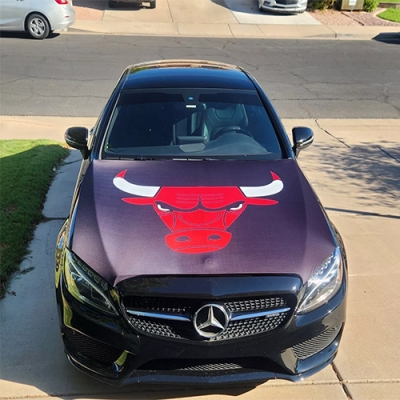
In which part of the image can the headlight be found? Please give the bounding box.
[64,249,118,315]
[297,247,343,314]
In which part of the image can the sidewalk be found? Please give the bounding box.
[1,115,399,399]
[69,0,400,39]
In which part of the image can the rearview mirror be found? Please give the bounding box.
[65,127,89,159]
[292,127,314,157]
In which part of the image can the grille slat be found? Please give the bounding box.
[124,295,287,314]
[292,324,342,360]
[138,357,281,372]
[124,297,190,313]
[224,297,286,312]
[64,327,123,364]
[219,313,288,340]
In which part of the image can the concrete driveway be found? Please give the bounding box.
[76,0,319,24]
[0,117,400,399]
[71,0,326,37]
[70,0,400,38]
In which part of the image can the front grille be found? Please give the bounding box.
[292,324,342,360]
[224,297,286,312]
[218,313,287,340]
[63,327,123,364]
[138,357,282,372]
[129,316,185,339]
[127,311,289,341]
[124,295,292,341]
[124,295,286,314]
[124,296,286,314]
[275,0,299,4]
[124,297,190,313]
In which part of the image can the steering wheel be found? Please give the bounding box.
[213,126,254,140]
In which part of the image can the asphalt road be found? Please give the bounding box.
[0,34,399,119]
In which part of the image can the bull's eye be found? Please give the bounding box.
[156,203,171,213]
[229,203,244,212]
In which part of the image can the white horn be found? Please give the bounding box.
[113,170,160,197]
[240,172,283,198]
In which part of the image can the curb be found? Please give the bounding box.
[64,24,400,40]
[379,1,400,8]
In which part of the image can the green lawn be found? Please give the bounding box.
[380,0,400,2]
[378,8,400,22]
[0,140,69,295]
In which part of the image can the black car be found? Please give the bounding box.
[55,59,347,386]
[109,0,156,9]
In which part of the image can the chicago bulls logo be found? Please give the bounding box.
[113,170,283,254]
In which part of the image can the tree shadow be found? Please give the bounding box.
[299,140,400,214]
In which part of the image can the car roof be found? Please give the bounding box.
[121,60,256,91]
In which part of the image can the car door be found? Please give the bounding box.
[0,0,29,29]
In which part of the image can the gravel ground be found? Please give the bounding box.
[310,8,400,26]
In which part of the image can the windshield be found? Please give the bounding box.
[102,89,282,160]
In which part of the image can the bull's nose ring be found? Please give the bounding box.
[208,234,222,241]
[176,235,190,242]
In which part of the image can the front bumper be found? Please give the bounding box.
[56,275,346,386]
[259,0,307,13]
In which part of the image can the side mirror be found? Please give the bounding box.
[292,127,314,157]
[65,127,89,159]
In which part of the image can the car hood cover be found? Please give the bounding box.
[71,160,335,286]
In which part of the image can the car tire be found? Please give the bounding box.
[26,13,50,40]
[109,0,117,8]
[149,0,156,8]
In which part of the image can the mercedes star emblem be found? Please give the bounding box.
[193,304,229,339]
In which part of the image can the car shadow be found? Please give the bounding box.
[211,0,301,16]
[0,31,60,39]
[73,0,150,10]
[373,32,400,45]
[73,0,109,10]
[212,0,260,14]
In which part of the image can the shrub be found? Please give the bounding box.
[310,0,337,10]
[363,0,379,12]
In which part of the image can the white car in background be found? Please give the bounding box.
[258,0,307,13]
[0,0,75,39]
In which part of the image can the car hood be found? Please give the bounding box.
[70,159,336,286]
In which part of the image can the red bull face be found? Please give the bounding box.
[113,170,284,254]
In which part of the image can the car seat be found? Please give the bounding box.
[201,103,249,141]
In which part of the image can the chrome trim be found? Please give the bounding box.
[126,309,191,322]
[298,136,314,147]
[126,306,290,324]
[230,307,291,321]
[193,304,229,339]
[67,353,121,376]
